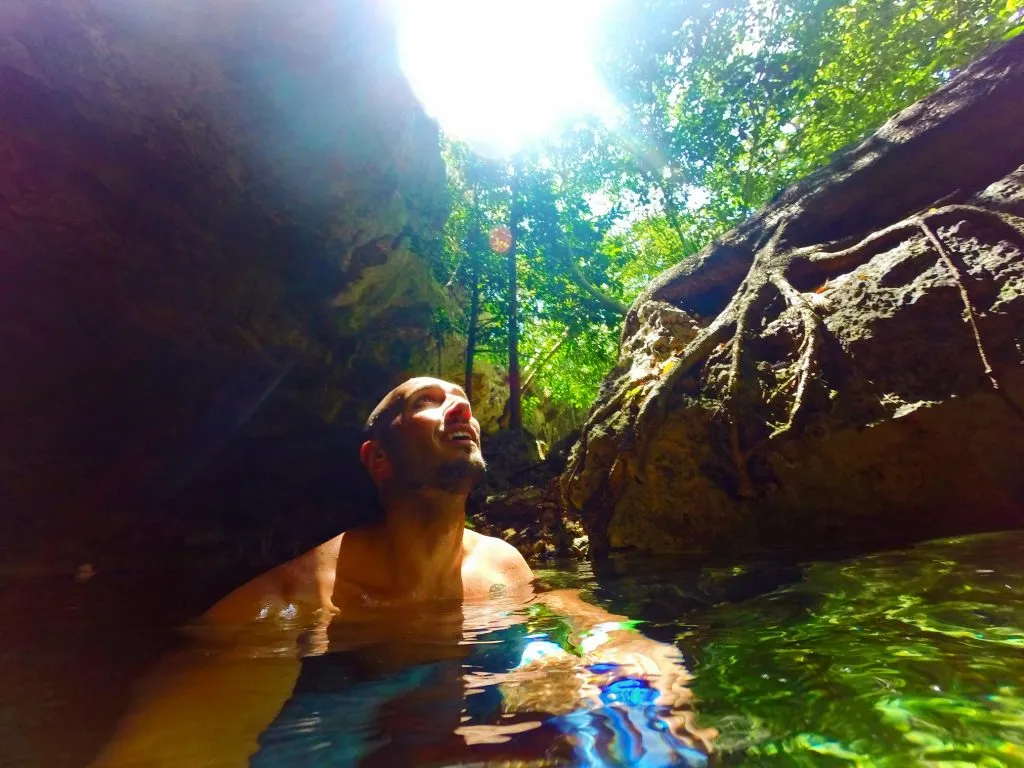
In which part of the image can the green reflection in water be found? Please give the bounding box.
[680,532,1024,766]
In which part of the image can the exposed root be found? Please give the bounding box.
[789,204,1024,287]
[565,370,657,485]
[768,274,823,439]
[637,227,789,496]
[727,411,755,498]
[725,280,755,404]
[564,309,737,496]
[567,202,1024,512]
[631,298,740,452]
[914,216,999,390]
[721,227,789,495]
[723,282,759,497]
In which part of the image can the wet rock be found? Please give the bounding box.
[477,429,543,493]
[0,0,449,566]
[472,478,588,563]
[471,426,589,563]
[563,36,1024,557]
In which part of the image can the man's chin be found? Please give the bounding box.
[463,455,489,491]
[416,454,487,495]
[453,453,487,491]
[467,447,487,473]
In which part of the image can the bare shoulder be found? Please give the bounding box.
[202,534,344,623]
[464,529,533,583]
[464,528,527,564]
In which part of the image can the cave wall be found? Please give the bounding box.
[0,0,452,567]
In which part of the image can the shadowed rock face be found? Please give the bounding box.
[0,0,450,567]
[562,36,1024,557]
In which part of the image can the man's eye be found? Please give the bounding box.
[413,395,440,409]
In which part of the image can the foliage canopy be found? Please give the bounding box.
[431,0,1023,438]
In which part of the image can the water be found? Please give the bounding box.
[1,531,1022,766]
[679,532,1024,766]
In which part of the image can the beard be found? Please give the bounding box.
[388,442,487,495]
[427,455,487,494]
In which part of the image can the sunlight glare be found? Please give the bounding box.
[394,0,615,156]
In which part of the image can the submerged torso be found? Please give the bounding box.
[202,527,533,626]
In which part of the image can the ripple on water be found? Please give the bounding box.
[682,531,1024,766]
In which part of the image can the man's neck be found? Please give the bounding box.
[349,488,469,602]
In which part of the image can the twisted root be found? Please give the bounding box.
[568,203,1024,509]
[766,273,824,440]
[916,216,997,390]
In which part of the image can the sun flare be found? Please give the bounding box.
[393,0,615,156]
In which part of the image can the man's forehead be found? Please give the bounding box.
[385,377,467,405]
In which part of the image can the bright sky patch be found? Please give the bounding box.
[394,0,615,157]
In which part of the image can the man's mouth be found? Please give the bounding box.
[447,428,478,446]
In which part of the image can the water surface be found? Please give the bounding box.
[1,531,1021,766]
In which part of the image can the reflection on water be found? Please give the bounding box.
[249,602,710,767]
[679,532,1024,766]
[2,531,1023,766]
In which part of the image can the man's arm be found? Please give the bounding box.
[90,636,302,767]
[481,539,713,749]
[92,539,342,767]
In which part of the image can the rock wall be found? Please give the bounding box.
[563,36,1024,557]
[0,0,451,567]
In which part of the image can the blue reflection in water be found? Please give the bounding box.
[253,623,708,766]
[552,676,708,768]
[515,638,566,667]
[602,677,660,706]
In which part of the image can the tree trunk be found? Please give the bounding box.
[464,193,482,401]
[497,330,569,427]
[464,257,480,401]
[507,195,522,431]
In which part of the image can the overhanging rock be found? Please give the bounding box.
[562,36,1024,557]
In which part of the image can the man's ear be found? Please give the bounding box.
[359,439,390,483]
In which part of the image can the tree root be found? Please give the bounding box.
[788,204,1024,287]
[629,228,789,496]
[768,274,823,439]
[915,216,998,390]
[629,300,739,456]
[567,203,1024,512]
[789,204,1022,391]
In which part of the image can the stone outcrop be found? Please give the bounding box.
[562,36,1024,557]
[471,478,589,562]
[472,427,589,562]
[0,0,452,565]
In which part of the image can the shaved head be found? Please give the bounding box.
[361,377,484,495]
[362,381,409,447]
[363,377,468,444]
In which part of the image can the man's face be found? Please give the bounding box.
[376,377,486,494]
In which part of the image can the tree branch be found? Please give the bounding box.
[566,250,629,315]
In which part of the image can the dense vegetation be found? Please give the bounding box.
[431,0,1023,439]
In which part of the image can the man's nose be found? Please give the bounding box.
[444,395,473,424]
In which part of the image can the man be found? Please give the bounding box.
[204,376,533,622]
[94,377,712,767]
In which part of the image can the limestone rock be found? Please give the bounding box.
[562,36,1024,557]
[0,0,448,565]
[471,478,587,563]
